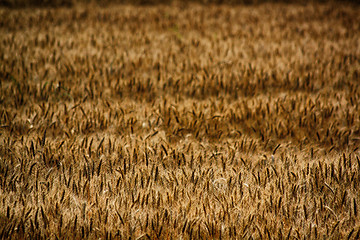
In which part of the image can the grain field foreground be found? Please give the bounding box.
[1,2,360,239]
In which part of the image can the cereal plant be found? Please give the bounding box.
[0,0,359,239]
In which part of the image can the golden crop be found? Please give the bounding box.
[0,1,359,239]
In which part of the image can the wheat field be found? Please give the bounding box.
[1,1,360,239]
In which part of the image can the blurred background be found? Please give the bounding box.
[1,0,359,8]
